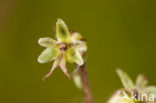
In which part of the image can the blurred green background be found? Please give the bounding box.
[0,0,156,103]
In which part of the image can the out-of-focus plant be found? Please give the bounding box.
[38,19,93,103]
[107,69,156,103]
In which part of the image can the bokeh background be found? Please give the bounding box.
[0,0,156,103]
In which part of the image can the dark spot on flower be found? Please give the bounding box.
[133,90,139,99]
[59,24,66,36]
[80,38,87,42]
[59,42,68,51]
[69,30,75,35]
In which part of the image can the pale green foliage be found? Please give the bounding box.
[107,89,124,103]
[142,86,156,97]
[107,89,137,103]
[69,32,87,55]
[38,19,87,79]
[110,69,156,103]
[56,19,70,42]
[38,48,59,63]
[136,74,148,89]
[73,73,82,89]
[116,69,135,91]
[65,48,84,65]
[38,37,57,47]
[117,69,156,97]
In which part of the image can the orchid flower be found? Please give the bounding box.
[38,19,87,80]
[108,69,156,103]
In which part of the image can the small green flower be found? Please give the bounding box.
[38,19,87,80]
[108,69,156,103]
[116,69,156,96]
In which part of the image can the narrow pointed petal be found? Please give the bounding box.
[38,37,57,47]
[66,48,84,65]
[56,19,70,42]
[136,74,148,89]
[116,69,135,91]
[59,55,70,78]
[38,47,59,63]
[42,60,58,80]
[42,54,62,80]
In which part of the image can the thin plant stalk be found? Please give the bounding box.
[78,64,94,103]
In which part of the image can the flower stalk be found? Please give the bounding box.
[78,64,94,103]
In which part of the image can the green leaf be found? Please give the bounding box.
[135,74,148,89]
[116,69,135,91]
[65,48,84,65]
[38,47,59,63]
[38,37,56,47]
[56,19,70,42]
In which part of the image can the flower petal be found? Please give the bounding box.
[116,69,135,91]
[56,19,70,42]
[135,74,148,89]
[59,55,70,78]
[69,32,87,54]
[38,47,59,63]
[66,48,84,65]
[70,32,82,41]
[72,40,87,55]
[107,89,125,103]
[38,37,57,47]
[143,86,156,98]
[42,54,62,80]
